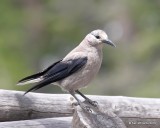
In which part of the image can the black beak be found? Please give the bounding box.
[102,39,116,47]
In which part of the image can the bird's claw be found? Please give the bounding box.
[82,105,92,113]
[90,100,98,107]
[86,99,98,107]
[77,102,92,112]
[85,106,92,112]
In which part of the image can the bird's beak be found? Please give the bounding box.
[102,39,116,47]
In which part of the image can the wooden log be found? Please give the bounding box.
[72,102,126,128]
[0,117,72,128]
[0,89,73,121]
[0,89,160,128]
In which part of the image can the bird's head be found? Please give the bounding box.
[85,29,116,48]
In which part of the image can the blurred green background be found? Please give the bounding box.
[0,0,160,97]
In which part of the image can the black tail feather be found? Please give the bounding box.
[18,72,44,84]
[18,60,62,84]
[23,76,57,95]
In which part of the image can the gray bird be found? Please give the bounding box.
[17,29,116,109]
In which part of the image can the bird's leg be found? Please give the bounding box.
[75,90,98,107]
[69,91,92,112]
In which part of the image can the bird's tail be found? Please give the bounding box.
[17,72,44,86]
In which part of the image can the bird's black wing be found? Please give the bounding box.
[24,57,88,95]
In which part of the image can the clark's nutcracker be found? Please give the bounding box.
[17,29,116,109]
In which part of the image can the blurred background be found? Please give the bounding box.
[0,0,160,97]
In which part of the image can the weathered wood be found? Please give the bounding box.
[0,117,72,128]
[0,89,160,128]
[72,102,126,128]
[0,89,73,121]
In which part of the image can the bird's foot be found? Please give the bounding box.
[72,101,92,112]
[79,103,92,113]
[86,99,98,107]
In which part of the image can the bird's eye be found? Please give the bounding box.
[95,35,100,39]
